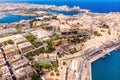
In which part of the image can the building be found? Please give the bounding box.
[0,34,23,43]
[15,66,34,80]
[59,24,79,37]
[0,58,5,67]
[0,66,9,76]
[70,60,78,70]
[0,50,3,58]
[34,53,57,62]
[3,44,19,59]
[5,24,16,28]
[0,25,3,30]
[31,29,52,40]
[11,59,28,70]
[13,37,27,45]
[0,34,33,54]
[2,72,12,80]
[17,42,33,53]
[0,28,17,37]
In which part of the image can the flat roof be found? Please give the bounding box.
[31,29,51,39]
[17,42,32,49]
[4,44,18,54]
[13,37,27,44]
[0,34,23,43]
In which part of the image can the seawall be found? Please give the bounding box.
[88,45,120,80]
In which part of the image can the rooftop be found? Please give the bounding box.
[31,29,51,39]
[4,44,17,53]
[17,42,32,49]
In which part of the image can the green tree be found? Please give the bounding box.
[94,31,102,36]
[56,72,60,76]
[63,61,66,65]
[50,72,54,76]
[32,41,43,48]
[31,73,39,80]
[40,62,52,69]
[7,39,14,44]
[33,61,40,70]
[0,43,2,47]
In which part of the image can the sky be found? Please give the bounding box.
[0,0,120,2]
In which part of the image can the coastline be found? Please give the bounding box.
[88,44,120,80]
[0,2,120,80]
[0,3,89,16]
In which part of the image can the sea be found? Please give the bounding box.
[0,1,120,24]
[0,0,120,80]
[92,50,120,80]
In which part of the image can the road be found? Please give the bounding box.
[77,42,120,80]
[77,48,101,80]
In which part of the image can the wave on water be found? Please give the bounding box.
[0,15,6,19]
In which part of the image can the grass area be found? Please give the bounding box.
[51,61,58,68]
[25,47,46,60]
[44,39,56,53]
[40,61,52,69]
[44,26,53,31]
[31,57,59,76]
[25,34,36,43]
[25,34,43,48]
[25,39,56,60]
[32,41,43,48]
[70,36,91,43]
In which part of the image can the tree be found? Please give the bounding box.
[94,31,102,36]
[63,61,66,65]
[32,41,43,48]
[31,73,39,80]
[45,39,55,53]
[50,72,54,76]
[56,72,60,76]
[3,39,14,45]
[7,39,14,44]
[33,61,40,70]
[47,54,49,59]
[40,62,52,69]
[0,43,2,47]
[102,24,109,28]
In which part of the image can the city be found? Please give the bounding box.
[0,1,120,80]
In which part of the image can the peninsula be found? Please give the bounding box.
[0,3,89,16]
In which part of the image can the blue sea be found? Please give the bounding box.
[0,1,120,24]
[0,14,38,24]
[0,1,120,80]
[92,50,120,80]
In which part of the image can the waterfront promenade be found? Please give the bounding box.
[79,44,120,80]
